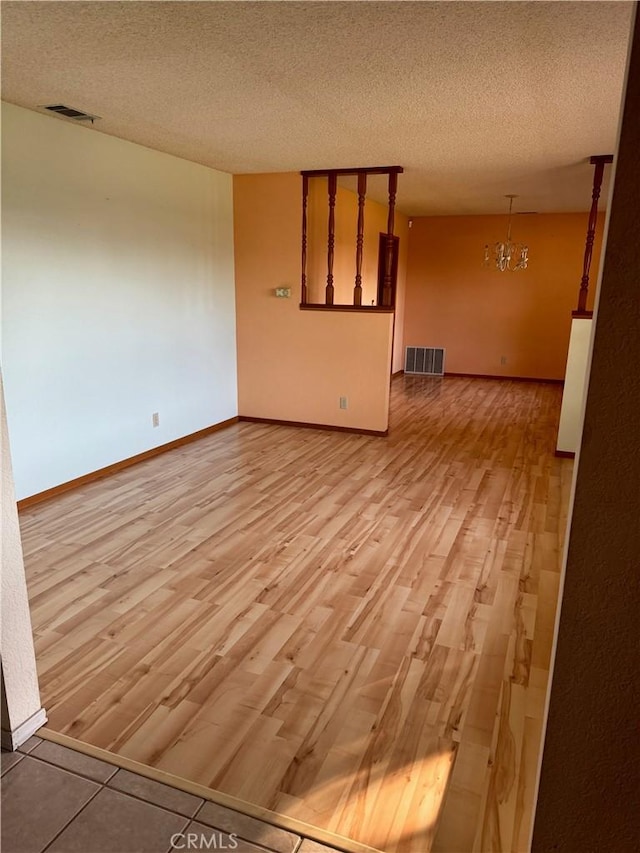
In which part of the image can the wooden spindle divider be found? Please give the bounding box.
[575,154,613,315]
[353,173,367,306]
[301,175,309,305]
[326,172,337,305]
[299,166,403,308]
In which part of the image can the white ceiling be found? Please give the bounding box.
[1,1,633,215]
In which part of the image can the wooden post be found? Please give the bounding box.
[381,171,398,307]
[301,175,308,305]
[576,154,613,314]
[326,172,337,305]
[353,173,367,306]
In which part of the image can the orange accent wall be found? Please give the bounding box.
[233,173,396,432]
[402,212,605,380]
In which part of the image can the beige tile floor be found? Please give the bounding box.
[1,736,342,853]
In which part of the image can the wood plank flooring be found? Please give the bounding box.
[19,377,572,852]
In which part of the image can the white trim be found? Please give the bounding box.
[1,707,47,751]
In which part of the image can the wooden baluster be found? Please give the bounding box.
[326,172,337,305]
[353,173,367,306]
[301,175,308,305]
[381,171,398,307]
[576,154,613,313]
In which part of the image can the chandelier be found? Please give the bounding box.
[484,194,529,271]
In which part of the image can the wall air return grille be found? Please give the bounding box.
[404,346,445,376]
[41,104,100,122]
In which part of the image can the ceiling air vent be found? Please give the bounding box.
[41,104,100,122]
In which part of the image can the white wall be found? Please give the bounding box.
[1,103,238,500]
[556,318,593,454]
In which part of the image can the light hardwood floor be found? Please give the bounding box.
[20,376,572,852]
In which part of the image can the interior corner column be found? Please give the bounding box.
[556,151,613,456]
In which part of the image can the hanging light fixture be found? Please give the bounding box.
[484,194,529,271]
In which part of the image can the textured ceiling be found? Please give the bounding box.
[1,1,633,215]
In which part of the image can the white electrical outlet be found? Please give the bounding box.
[339,396,348,409]
[501,356,508,365]
[152,412,160,427]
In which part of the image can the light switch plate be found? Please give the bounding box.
[275,287,292,298]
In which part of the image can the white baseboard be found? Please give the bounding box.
[1,707,47,751]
